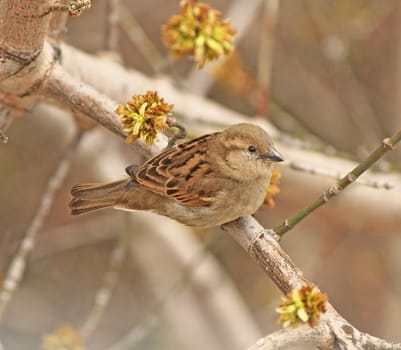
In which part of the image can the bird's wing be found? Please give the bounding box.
[133,133,219,206]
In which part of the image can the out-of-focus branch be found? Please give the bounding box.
[256,0,280,114]
[104,0,120,52]
[116,2,167,73]
[289,161,394,189]
[107,234,220,350]
[0,131,83,319]
[80,218,128,339]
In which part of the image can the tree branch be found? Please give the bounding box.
[222,217,401,350]
[38,50,167,156]
[247,322,333,350]
[273,130,401,237]
[0,0,52,79]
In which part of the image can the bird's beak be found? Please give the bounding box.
[260,148,284,162]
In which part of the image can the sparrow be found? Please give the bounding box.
[69,123,284,228]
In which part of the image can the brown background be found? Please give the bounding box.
[1,0,401,349]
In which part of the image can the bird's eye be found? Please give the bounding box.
[248,146,257,153]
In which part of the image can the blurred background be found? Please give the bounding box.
[1,0,401,349]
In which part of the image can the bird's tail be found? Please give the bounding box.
[69,179,129,215]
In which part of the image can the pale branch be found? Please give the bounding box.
[273,129,401,237]
[38,52,168,156]
[247,323,333,350]
[250,313,401,350]
[42,60,125,139]
[0,131,82,319]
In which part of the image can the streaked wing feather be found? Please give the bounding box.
[134,133,218,206]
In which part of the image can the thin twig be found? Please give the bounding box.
[0,132,83,319]
[166,121,187,149]
[116,2,167,73]
[80,214,128,339]
[0,106,11,143]
[0,129,8,144]
[274,130,401,237]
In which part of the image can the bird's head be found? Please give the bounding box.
[209,123,284,182]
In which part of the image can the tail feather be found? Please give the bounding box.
[69,179,130,215]
[69,198,116,215]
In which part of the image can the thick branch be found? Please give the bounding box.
[247,323,333,350]
[38,54,167,156]
[0,0,52,79]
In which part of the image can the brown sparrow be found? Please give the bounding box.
[69,123,283,228]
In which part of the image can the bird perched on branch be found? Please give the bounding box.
[69,123,283,228]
